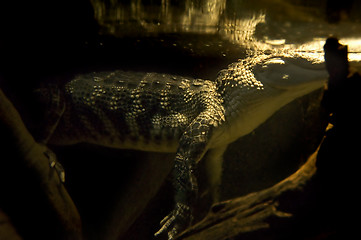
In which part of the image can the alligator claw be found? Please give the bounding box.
[44,148,65,183]
[155,202,192,240]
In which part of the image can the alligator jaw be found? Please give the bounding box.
[254,56,328,91]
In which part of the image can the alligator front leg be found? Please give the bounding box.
[155,115,214,239]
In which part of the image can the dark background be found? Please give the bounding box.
[1,1,360,239]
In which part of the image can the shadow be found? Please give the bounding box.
[315,37,361,239]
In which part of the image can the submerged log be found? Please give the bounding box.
[0,89,82,240]
[176,143,320,240]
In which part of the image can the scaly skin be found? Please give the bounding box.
[40,52,328,239]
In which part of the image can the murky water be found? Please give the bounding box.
[2,0,360,85]
[89,0,361,71]
[80,1,361,239]
[88,1,361,239]
[1,1,361,240]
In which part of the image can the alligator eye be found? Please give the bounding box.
[264,58,285,65]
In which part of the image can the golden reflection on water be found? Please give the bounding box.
[341,38,361,62]
[90,0,361,67]
[91,0,227,35]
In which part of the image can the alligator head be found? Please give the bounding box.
[214,52,328,145]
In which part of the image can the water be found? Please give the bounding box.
[82,1,361,239]
[1,1,361,240]
[2,0,361,85]
[85,1,361,239]
[89,0,361,70]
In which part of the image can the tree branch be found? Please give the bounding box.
[176,142,320,240]
[0,89,82,239]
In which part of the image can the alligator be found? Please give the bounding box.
[35,50,328,239]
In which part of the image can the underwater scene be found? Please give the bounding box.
[0,0,360,239]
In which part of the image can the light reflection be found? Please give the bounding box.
[181,0,226,33]
[339,38,361,62]
[91,0,227,35]
[219,13,266,46]
[265,39,286,45]
[90,0,361,67]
